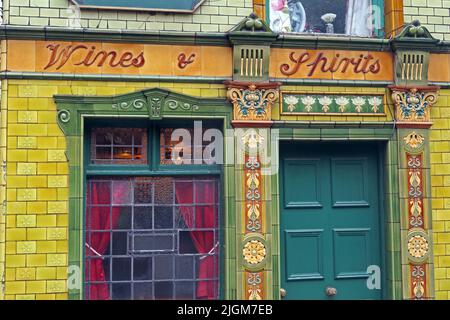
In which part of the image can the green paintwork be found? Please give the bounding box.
[55,88,234,300]
[280,141,383,300]
[281,94,385,115]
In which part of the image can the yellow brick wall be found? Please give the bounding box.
[2,79,227,300]
[430,88,450,300]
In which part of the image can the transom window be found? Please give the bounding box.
[269,0,383,37]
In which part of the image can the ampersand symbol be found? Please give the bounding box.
[178,53,196,69]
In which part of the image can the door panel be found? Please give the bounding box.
[280,142,382,300]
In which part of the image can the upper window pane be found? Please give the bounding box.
[269,0,380,37]
[91,128,147,165]
[72,0,206,12]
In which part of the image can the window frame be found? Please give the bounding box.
[265,0,385,38]
[83,118,225,300]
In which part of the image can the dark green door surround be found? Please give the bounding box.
[280,141,383,300]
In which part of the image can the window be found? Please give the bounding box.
[84,123,222,300]
[71,0,206,12]
[269,0,383,37]
[91,128,147,165]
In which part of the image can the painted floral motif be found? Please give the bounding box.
[318,96,333,113]
[408,234,429,259]
[335,96,350,113]
[301,96,316,112]
[352,97,366,113]
[284,95,299,112]
[247,272,263,300]
[412,265,426,299]
[243,240,266,265]
[368,96,382,112]
[404,132,425,149]
[242,130,264,150]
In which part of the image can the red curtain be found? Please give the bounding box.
[85,182,123,300]
[175,180,218,300]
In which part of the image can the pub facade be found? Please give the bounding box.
[0,0,449,300]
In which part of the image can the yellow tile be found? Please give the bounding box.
[27,124,48,136]
[16,268,36,281]
[27,176,47,188]
[57,188,69,200]
[36,267,56,280]
[17,163,37,175]
[47,254,67,266]
[37,137,57,149]
[17,188,37,201]
[37,188,57,201]
[55,293,68,300]
[56,240,68,253]
[17,111,38,123]
[8,124,28,136]
[17,137,37,149]
[47,227,67,240]
[5,268,16,281]
[8,150,28,162]
[16,241,37,254]
[47,150,67,162]
[28,150,48,162]
[49,213,64,228]
[27,228,47,240]
[56,266,67,279]
[6,228,27,241]
[37,163,56,175]
[48,201,68,214]
[48,176,67,188]
[37,215,57,227]
[15,294,35,300]
[5,281,26,295]
[36,240,57,253]
[6,254,26,267]
[7,201,27,214]
[8,98,29,110]
[47,280,66,293]
[16,215,36,228]
[26,281,46,294]
[37,111,57,124]
[27,201,47,214]
[26,254,47,267]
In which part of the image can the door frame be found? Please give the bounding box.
[271,125,403,300]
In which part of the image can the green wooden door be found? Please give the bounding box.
[280,142,383,300]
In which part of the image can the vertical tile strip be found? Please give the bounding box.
[0,79,7,299]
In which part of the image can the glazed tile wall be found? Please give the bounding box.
[403,0,450,40]
[3,0,253,32]
[430,88,450,300]
[2,80,228,300]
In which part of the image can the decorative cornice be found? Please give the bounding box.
[1,25,448,53]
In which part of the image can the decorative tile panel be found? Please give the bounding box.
[280,93,385,115]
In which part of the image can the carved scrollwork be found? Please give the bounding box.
[57,109,71,123]
[165,99,199,111]
[112,99,146,111]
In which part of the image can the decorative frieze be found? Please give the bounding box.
[281,93,385,115]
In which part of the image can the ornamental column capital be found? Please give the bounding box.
[225,81,281,128]
[389,85,440,128]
